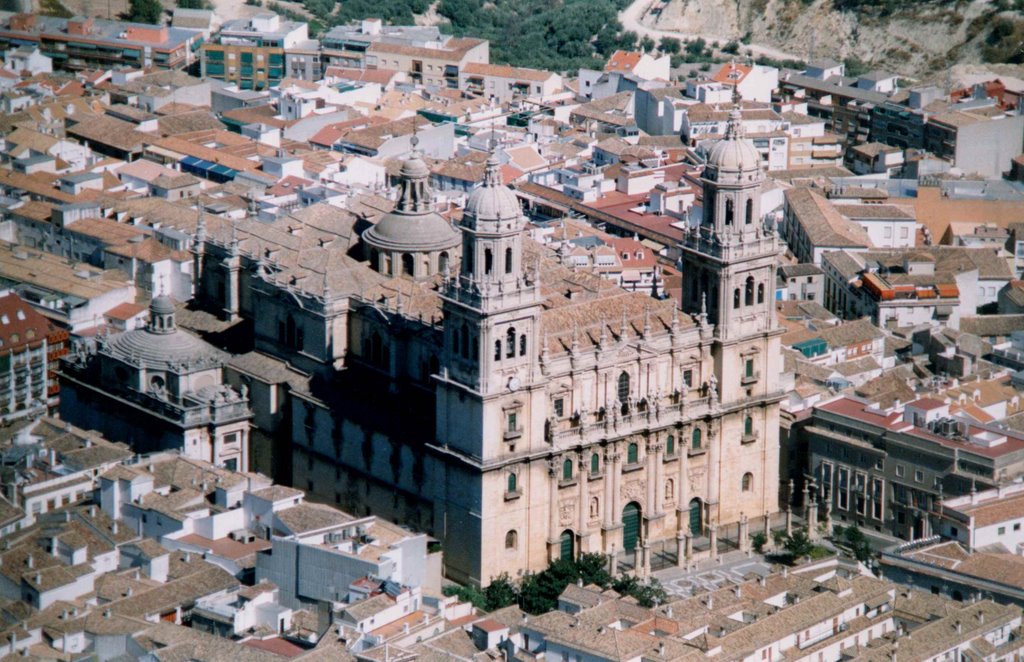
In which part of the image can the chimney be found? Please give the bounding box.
[125,587,133,597]
[111,521,118,535]
[25,554,33,569]
[103,608,111,619]
[955,620,961,635]
[88,506,96,518]
[658,643,665,656]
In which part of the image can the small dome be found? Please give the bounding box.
[363,147,460,254]
[462,184,522,228]
[706,134,761,172]
[150,295,175,315]
[400,154,430,179]
[461,151,522,229]
[706,108,761,173]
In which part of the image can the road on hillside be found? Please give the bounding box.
[619,0,800,62]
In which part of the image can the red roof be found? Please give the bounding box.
[104,302,148,322]
[242,637,306,658]
[0,292,56,351]
[908,397,947,411]
[605,50,643,73]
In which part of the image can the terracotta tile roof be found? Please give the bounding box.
[0,292,56,350]
[463,61,556,83]
[605,50,643,73]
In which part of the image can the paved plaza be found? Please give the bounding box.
[654,551,773,597]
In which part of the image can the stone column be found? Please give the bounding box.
[652,440,665,516]
[646,441,657,517]
[709,523,718,560]
[578,454,589,552]
[764,509,771,538]
[802,481,810,522]
[676,529,687,567]
[785,506,793,535]
[640,540,651,577]
[547,459,560,561]
[807,482,819,541]
[676,430,689,532]
[611,447,623,528]
[739,513,749,552]
[707,423,720,521]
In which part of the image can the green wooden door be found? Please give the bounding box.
[689,498,703,535]
[559,530,574,560]
[622,502,641,552]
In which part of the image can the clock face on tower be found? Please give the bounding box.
[507,376,520,392]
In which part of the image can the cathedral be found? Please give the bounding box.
[151,106,782,587]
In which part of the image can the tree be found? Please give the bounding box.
[840,525,872,563]
[640,35,656,52]
[659,37,681,54]
[128,0,163,24]
[685,38,707,57]
[751,531,767,553]
[443,583,488,611]
[483,573,519,610]
[612,575,668,608]
[722,40,740,55]
[784,528,815,559]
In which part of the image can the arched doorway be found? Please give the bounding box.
[559,529,574,560]
[689,498,703,536]
[622,502,642,552]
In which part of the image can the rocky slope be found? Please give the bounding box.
[645,0,1018,78]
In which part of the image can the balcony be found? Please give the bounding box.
[553,397,712,446]
[741,371,760,386]
[741,433,757,445]
[504,427,523,441]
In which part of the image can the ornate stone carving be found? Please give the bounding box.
[559,499,576,525]
[622,480,645,503]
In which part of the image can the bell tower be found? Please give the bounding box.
[680,104,778,342]
[436,147,544,460]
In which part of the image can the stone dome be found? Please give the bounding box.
[706,108,761,173]
[150,294,175,315]
[105,327,224,371]
[363,147,460,253]
[104,296,224,371]
[462,152,522,229]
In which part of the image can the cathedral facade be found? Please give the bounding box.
[185,113,782,587]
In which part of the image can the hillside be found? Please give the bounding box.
[643,0,1024,78]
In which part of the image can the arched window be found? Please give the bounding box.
[438,251,449,274]
[691,428,702,450]
[506,327,516,359]
[665,478,675,500]
[745,415,754,437]
[505,247,513,274]
[627,442,638,464]
[464,245,474,274]
[505,530,518,549]
[590,453,599,474]
[452,327,460,353]
[590,497,599,518]
[461,323,469,359]
[562,459,573,480]
[733,288,741,309]
[666,434,675,456]
[725,199,734,225]
[484,248,493,275]
[617,372,630,403]
[745,276,755,306]
[494,340,502,361]
[757,283,765,304]
[519,334,527,356]
[402,253,414,276]
[745,198,754,225]
[742,472,753,492]
[383,253,393,275]
[507,473,517,493]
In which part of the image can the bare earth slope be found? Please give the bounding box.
[634,0,1010,78]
